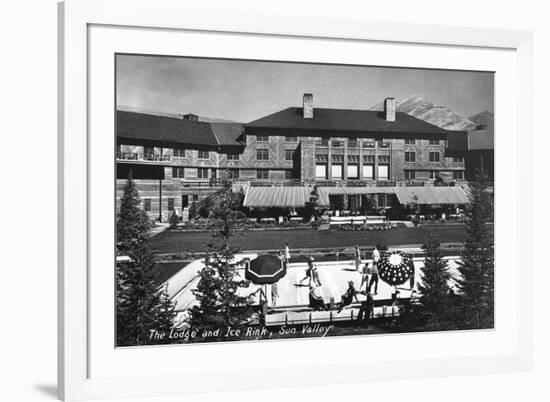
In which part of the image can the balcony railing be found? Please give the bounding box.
[117,152,171,162]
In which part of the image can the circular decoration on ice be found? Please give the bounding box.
[378,251,414,286]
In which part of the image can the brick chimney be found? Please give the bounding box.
[384,97,396,122]
[303,93,314,119]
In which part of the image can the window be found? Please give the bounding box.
[144,199,151,212]
[197,168,209,179]
[172,167,185,178]
[316,138,329,147]
[378,165,389,180]
[285,150,294,161]
[228,169,240,179]
[257,169,269,180]
[331,164,343,179]
[285,170,293,180]
[256,149,269,161]
[348,138,358,148]
[167,198,175,211]
[198,150,209,159]
[362,164,374,179]
[453,170,465,180]
[226,153,239,160]
[192,194,199,202]
[429,171,440,180]
[405,170,416,180]
[452,156,464,163]
[285,136,297,142]
[331,140,343,148]
[363,155,375,163]
[315,164,327,179]
[173,148,186,157]
[362,140,375,148]
[429,152,440,162]
[405,151,416,162]
[315,154,328,163]
[378,139,390,148]
[347,164,359,179]
[144,146,154,160]
[404,139,416,145]
[429,139,440,145]
[378,194,387,208]
[256,135,269,142]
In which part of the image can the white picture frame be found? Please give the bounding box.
[58,0,533,400]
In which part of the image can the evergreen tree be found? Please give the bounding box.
[417,234,455,330]
[117,171,151,254]
[116,172,175,346]
[187,179,252,332]
[456,171,494,329]
[304,185,321,222]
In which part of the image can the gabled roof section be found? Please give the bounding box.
[117,111,244,147]
[246,107,451,135]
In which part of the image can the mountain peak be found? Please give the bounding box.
[370,95,476,131]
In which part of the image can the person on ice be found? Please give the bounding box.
[309,283,327,311]
[354,245,362,271]
[337,281,359,313]
[284,242,291,263]
[299,256,321,286]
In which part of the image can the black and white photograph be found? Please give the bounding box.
[115,54,494,347]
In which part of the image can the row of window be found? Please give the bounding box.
[143,195,200,212]
[404,152,464,163]
[316,138,442,147]
[255,135,298,142]
[404,170,465,180]
[172,167,293,180]
[172,167,211,179]
[315,164,389,180]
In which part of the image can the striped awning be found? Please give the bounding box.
[316,186,395,206]
[243,186,314,208]
[394,186,469,205]
[243,185,469,208]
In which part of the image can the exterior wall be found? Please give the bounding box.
[309,136,465,183]
[116,129,467,220]
[116,177,220,222]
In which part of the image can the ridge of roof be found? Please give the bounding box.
[245,106,451,135]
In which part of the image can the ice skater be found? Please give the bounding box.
[367,260,379,294]
[354,245,362,271]
[337,281,359,313]
[299,256,321,286]
[284,242,291,264]
[309,283,327,311]
[271,282,279,306]
[360,261,371,291]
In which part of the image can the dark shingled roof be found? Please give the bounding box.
[246,107,451,135]
[117,111,244,148]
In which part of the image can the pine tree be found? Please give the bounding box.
[304,185,321,222]
[116,172,175,346]
[117,171,151,254]
[418,234,455,330]
[456,171,494,329]
[187,179,252,333]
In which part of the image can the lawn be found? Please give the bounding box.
[150,224,471,254]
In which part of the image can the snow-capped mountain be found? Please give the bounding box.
[370,94,478,131]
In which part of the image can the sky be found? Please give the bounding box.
[116,54,494,123]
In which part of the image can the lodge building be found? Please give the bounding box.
[116,94,478,221]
